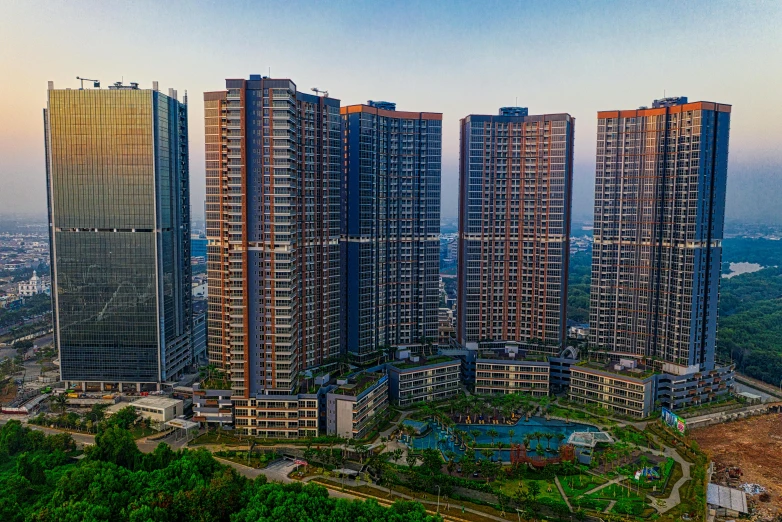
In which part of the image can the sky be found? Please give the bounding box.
[1,0,780,223]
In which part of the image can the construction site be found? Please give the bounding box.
[693,413,782,521]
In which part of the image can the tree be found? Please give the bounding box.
[87,424,141,469]
[528,480,541,501]
[486,428,499,446]
[544,432,553,451]
[508,429,516,446]
[470,429,481,448]
[555,432,566,450]
[444,451,457,475]
[406,452,418,469]
[49,393,68,414]
[392,448,403,466]
[107,405,139,430]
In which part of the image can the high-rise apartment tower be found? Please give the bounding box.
[45,80,192,389]
[204,76,341,437]
[589,97,731,370]
[342,101,442,362]
[457,108,575,351]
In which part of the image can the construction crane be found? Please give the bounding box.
[76,76,100,89]
[311,87,328,97]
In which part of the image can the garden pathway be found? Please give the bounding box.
[304,475,514,522]
[553,476,573,512]
[580,475,626,497]
[642,434,692,513]
[603,500,616,513]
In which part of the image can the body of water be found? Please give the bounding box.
[723,262,764,279]
[408,417,598,461]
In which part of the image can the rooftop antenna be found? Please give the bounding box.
[312,87,329,97]
[76,76,100,90]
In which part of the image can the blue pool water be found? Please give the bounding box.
[408,417,598,461]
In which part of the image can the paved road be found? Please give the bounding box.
[0,419,97,447]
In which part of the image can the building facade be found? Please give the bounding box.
[589,97,731,372]
[45,81,192,389]
[342,102,442,363]
[204,76,342,404]
[326,371,389,439]
[457,108,574,352]
[569,362,656,418]
[386,356,461,407]
[474,355,550,397]
[18,271,49,297]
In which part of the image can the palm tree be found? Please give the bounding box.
[392,448,403,466]
[555,433,566,451]
[495,441,505,461]
[544,432,554,451]
[487,428,499,446]
[445,451,457,474]
[470,429,481,448]
[49,393,68,414]
[508,429,516,447]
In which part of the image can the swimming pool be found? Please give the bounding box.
[409,416,598,461]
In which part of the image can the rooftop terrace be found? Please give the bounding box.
[334,372,384,396]
[575,359,657,379]
[389,355,457,370]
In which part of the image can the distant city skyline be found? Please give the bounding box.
[1,1,781,222]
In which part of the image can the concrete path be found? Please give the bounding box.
[305,474,514,522]
[643,433,692,513]
[553,476,573,512]
[580,475,626,497]
[604,500,616,513]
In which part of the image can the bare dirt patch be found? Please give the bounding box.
[692,413,782,517]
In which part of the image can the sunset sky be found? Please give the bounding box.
[1,0,780,222]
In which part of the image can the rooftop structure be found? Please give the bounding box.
[707,484,748,515]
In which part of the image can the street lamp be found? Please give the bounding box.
[436,485,441,513]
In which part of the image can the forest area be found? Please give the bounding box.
[0,417,439,522]
[566,238,782,386]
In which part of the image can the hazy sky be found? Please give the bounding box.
[1,0,780,222]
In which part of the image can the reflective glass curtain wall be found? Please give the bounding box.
[45,85,192,384]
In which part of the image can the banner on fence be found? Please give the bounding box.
[661,407,687,435]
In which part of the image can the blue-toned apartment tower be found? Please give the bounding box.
[342,102,442,363]
[590,98,731,371]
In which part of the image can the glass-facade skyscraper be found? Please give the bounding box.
[456,108,575,351]
[342,101,442,362]
[44,81,192,389]
[590,97,731,371]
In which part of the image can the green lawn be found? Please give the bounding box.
[549,406,617,426]
[559,473,607,497]
[129,425,158,439]
[495,478,568,508]
[190,430,244,446]
[584,482,644,502]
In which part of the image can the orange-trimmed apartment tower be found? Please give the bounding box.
[589,97,731,372]
[456,107,575,354]
[204,76,341,437]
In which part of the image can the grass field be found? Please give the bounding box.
[559,473,607,497]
